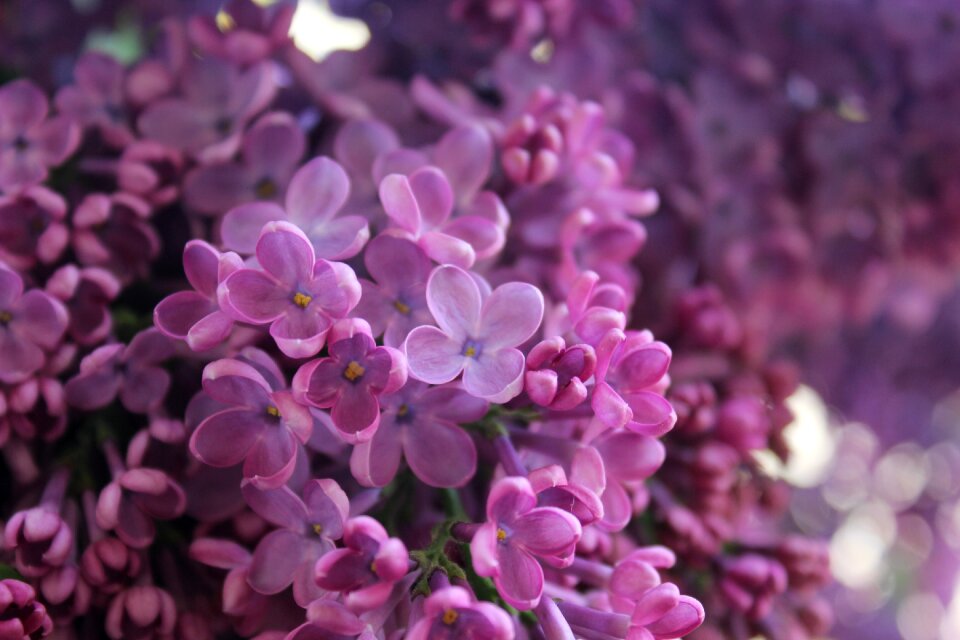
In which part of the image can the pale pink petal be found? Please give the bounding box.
[378,174,421,234]
[285,157,350,225]
[463,348,525,403]
[426,265,481,339]
[404,325,465,384]
[479,282,544,349]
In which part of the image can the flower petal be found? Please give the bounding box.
[221,202,287,254]
[480,282,544,350]
[285,157,350,225]
[404,419,477,487]
[463,347,525,403]
[404,325,465,384]
[426,265,481,340]
[255,221,315,288]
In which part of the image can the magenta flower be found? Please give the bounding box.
[719,554,788,620]
[46,264,121,346]
[406,586,514,640]
[293,321,407,441]
[379,165,504,268]
[1,344,73,443]
[96,468,186,549]
[350,381,485,488]
[189,538,268,632]
[313,515,409,613]
[154,240,243,351]
[187,0,295,65]
[71,193,160,281]
[81,537,142,595]
[3,507,73,578]
[184,112,305,216]
[0,79,80,190]
[591,430,665,532]
[219,221,361,358]
[105,586,176,640]
[351,235,433,347]
[242,479,348,606]
[525,336,596,410]
[189,357,312,489]
[0,579,53,639]
[54,52,134,148]
[528,448,605,527]
[116,141,185,207]
[0,186,68,270]
[220,156,369,260]
[0,264,68,385]
[64,329,173,414]
[404,265,543,403]
[471,476,582,610]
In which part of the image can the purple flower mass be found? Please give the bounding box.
[4,1,957,639]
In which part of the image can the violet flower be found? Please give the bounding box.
[154,240,243,351]
[189,357,313,489]
[525,336,596,410]
[105,586,176,640]
[350,234,433,347]
[38,563,91,624]
[293,320,407,441]
[718,554,788,620]
[71,193,160,281]
[241,479,348,606]
[219,221,361,358]
[0,79,80,190]
[188,538,268,634]
[0,579,53,639]
[46,264,121,346]
[81,537,142,595]
[471,476,582,610]
[2,344,74,443]
[591,430,665,532]
[0,263,68,385]
[406,585,514,640]
[64,328,173,414]
[184,112,306,216]
[528,448,606,527]
[116,141,185,207]
[404,264,544,403]
[0,185,68,270]
[187,0,296,65]
[220,156,369,260]
[96,466,186,549]
[350,381,485,488]
[313,515,410,613]
[54,52,134,148]
[3,472,72,577]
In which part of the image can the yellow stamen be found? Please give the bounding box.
[255,178,278,199]
[293,292,312,308]
[215,9,236,31]
[344,361,366,381]
[266,405,280,418]
[312,523,323,535]
[442,609,458,625]
[397,404,409,417]
[393,300,411,315]
[370,560,378,575]
[464,345,477,358]
[496,528,507,542]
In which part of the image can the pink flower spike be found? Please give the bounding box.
[404,265,543,403]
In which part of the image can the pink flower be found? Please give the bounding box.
[0,579,53,639]
[471,477,581,610]
[0,264,68,385]
[0,79,80,190]
[187,0,295,65]
[71,193,160,281]
[406,586,514,640]
[525,336,596,410]
[0,186,68,269]
[105,586,176,640]
[219,221,361,358]
[46,264,121,346]
[404,265,544,403]
[116,141,185,207]
[96,468,186,549]
[55,52,135,148]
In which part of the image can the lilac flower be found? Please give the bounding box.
[0,79,80,190]
[715,396,772,453]
[81,537,142,595]
[293,320,407,441]
[350,381,485,488]
[379,165,505,268]
[718,554,788,620]
[406,586,514,640]
[3,473,72,578]
[219,221,361,358]
[313,515,409,613]
[2,344,73,443]
[38,563,91,623]
[71,193,160,280]
[555,583,704,640]
[0,579,53,639]
[404,265,544,402]
[184,112,306,216]
[64,329,173,414]
[220,157,369,260]
[187,0,296,65]
[54,52,134,148]
[154,240,243,351]
[188,538,268,633]
[471,476,582,610]
[528,448,605,527]
[0,186,68,270]
[96,467,186,549]
[525,336,596,410]
[0,264,68,385]
[189,357,313,489]
[350,235,433,347]
[116,141,185,208]
[241,479,348,606]
[553,270,627,347]
[46,264,121,346]
[591,430,665,532]
[105,586,176,640]
[137,59,276,162]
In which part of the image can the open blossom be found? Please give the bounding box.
[0,186,68,269]
[293,320,407,441]
[81,537,142,595]
[219,221,361,358]
[220,156,369,260]
[407,586,515,640]
[116,141,185,207]
[189,357,312,489]
[54,52,134,148]
[471,477,582,610]
[0,79,79,190]
[350,381,485,488]
[404,265,544,403]
[0,264,68,385]
[154,240,243,351]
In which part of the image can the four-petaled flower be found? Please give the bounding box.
[406,586,515,640]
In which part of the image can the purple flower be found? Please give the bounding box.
[188,538,268,632]
[0,186,68,270]
[105,586,176,640]
[189,357,312,489]
[187,0,295,65]
[96,468,186,549]
[54,52,134,148]
[591,430,665,532]
[137,59,276,162]
[0,79,80,190]
[3,507,73,578]
[715,395,772,453]
[38,563,91,624]
[404,265,544,403]
[293,321,407,442]
[718,554,788,620]
[406,586,514,640]
[220,156,369,260]
[241,479,348,606]
[219,221,361,358]
[116,141,185,208]
[71,193,160,281]
[379,165,505,268]
[81,537,142,595]
[313,515,409,613]
[184,112,305,216]
[471,476,581,610]
[525,336,596,410]
[154,240,243,351]
[46,264,121,346]
[528,448,605,527]
[0,264,68,385]
[0,579,53,639]
[1,344,73,443]
[64,329,173,414]
[350,381,485,488]
[350,235,433,347]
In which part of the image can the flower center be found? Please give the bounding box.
[462,339,483,359]
[12,136,28,152]
[370,560,378,575]
[496,527,507,542]
[292,292,312,308]
[312,523,323,535]
[397,404,409,416]
[0,310,11,324]
[343,361,366,382]
[393,299,411,315]
[265,405,280,418]
[254,177,278,199]
[442,609,458,625]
